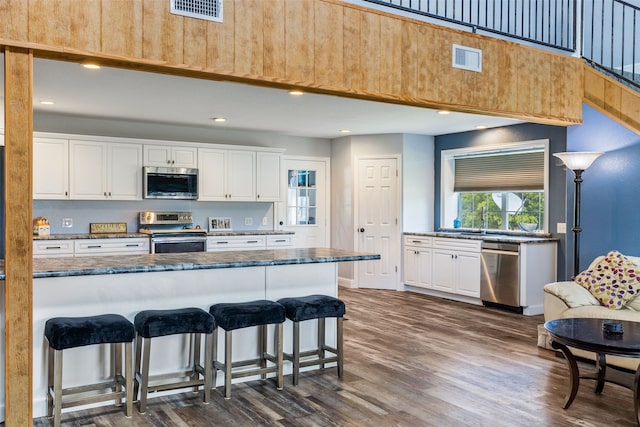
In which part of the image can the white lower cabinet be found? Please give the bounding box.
[74,238,150,256]
[34,238,150,257]
[432,238,481,298]
[33,240,74,258]
[207,235,294,251]
[403,236,432,289]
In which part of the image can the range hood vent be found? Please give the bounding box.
[170,0,223,23]
[452,44,482,72]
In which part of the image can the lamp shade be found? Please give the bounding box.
[553,151,604,171]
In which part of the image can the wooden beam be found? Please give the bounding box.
[4,46,34,425]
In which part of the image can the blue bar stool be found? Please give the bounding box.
[44,314,135,427]
[277,295,345,385]
[209,300,285,398]
[134,307,215,413]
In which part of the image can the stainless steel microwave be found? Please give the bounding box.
[143,166,198,200]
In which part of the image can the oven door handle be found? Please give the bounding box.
[152,237,207,244]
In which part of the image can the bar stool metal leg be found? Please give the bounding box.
[53,349,63,427]
[260,324,268,380]
[125,341,133,417]
[224,330,233,399]
[318,318,326,369]
[114,343,122,406]
[47,344,54,418]
[193,334,202,393]
[337,317,344,379]
[211,327,218,391]
[276,322,284,390]
[139,337,152,413]
[203,332,213,403]
[292,321,301,386]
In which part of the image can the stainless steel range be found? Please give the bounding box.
[138,211,207,253]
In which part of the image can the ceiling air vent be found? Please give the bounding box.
[170,0,223,23]
[452,44,482,72]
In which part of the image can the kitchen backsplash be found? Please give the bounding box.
[33,200,275,235]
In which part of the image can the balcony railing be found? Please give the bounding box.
[364,0,640,91]
[364,0,576,52]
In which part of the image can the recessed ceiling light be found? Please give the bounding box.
[339,129,351,133]
[288,90,304,96]
[212,117,227,123]
[82,63,101,70]
[39,101,55,105]
[437,110,451,115]
[475,125,488,130]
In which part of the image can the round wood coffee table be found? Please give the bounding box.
[545,318,640,425]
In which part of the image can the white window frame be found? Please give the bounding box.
[440,139,550,232]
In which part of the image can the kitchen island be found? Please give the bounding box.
[0,248,379,419]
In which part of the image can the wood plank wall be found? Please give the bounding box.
[0,0,584,126]
[583,66,640,135]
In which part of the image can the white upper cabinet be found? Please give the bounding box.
[198,148,256,201]
[256,152,281,201]
[34,137,70,199]
[70,140,142,200]
[144,144,197,168]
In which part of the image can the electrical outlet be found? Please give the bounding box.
[557,222,566,234]
[62,218,73,228]
[262,217,269,226]
[244,217,253,226]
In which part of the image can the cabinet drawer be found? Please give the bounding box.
[33,240,74,257]
[266,235,294,248]
[74,238,150,256]
[433,237,481,252]
[207,235,266,251]
[403,235,432,247]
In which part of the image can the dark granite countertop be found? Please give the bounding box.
[34,231,294,240]
[0,248,379,280]
[404,231,559,244]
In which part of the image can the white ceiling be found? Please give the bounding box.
[1,56,523,139]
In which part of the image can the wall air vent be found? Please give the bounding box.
[170,0,223,23]
[452,44,482,72]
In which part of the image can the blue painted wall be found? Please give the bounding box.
[434,123,568,280]
[566,104,640,277]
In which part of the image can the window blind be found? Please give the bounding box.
[454,151,544,192]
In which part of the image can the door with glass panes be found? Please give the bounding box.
[276,158,328,248]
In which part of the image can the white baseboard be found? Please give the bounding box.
[523,304,543,316]
[338,276,355,288]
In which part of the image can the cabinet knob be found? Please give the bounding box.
[167,160,171,164]
[359,228,365,233]
[279,221,284,226]
[104,192,107,197]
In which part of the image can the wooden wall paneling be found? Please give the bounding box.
[451,36,478,108]
[4,47,34,427]
[314,0,343,88]
[549,55,582,121]
[206,0,235,72]
[234,0,264,76]
[101,0,143,58]
[474,40,517,112]
[359,11,380,94]
[0,0,28,41]
[583,66,605,108]
[182,16,209,67]
[620,89,640,132]
[516,46,550,116]
[263,0,286,78]
[416,25,441,103]
[604,80,623,118]
[432,30,459,104]
[285,0,314,83]
[69,0,102,52]
[28,0,71,47]
[142,0,184,64]
[378,15,401,95]
[400,21,418,98]
[342,7,362,91]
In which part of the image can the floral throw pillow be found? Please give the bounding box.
[575,250,640,310]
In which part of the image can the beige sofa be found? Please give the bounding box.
[542,257,640,371]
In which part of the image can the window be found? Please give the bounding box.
[441,140,549,233]
[287,169,317,225]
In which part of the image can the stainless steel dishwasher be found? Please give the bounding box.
[480,241,521,311]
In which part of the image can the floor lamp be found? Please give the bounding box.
[553,151,604,278]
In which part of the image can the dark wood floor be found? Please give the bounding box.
[33,288,637,426]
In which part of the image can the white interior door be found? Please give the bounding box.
[277,158,329,248]
[356,157,400,290]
